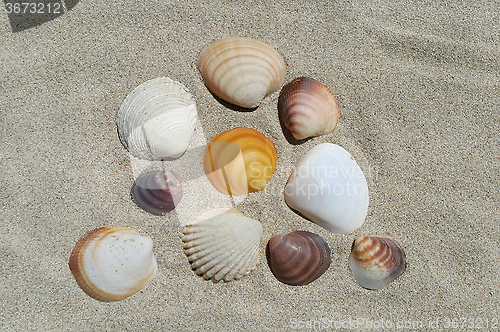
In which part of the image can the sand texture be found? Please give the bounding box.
[1,0,499,331]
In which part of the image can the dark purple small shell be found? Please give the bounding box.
[131,171,182,215]
[267,231,331,286]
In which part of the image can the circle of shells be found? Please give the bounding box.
[69,37,406,302]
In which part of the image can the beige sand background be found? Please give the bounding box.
[1,0,499,331]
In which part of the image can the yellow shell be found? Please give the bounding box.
[69,227,157,302]
[203,127,277,195]
[198,37,286,108]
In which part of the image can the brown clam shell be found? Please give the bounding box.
[267,231,331,286]
[348,236,406,290]
[278,77,340,140]
[131,170,182,215]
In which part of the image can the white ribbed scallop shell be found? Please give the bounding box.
[198,37,286,108]
[69,227,158,302]
[284,144,369,234]
[116,77,197,160]
[182,208,263,282]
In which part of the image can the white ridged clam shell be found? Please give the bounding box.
[182,208,263,282]
[198,37,286,108]
[284,143,369,234]
[69,227,158,302]
[116,77,197,160]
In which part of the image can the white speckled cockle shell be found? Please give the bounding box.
[182,208,263,282]
[284,143,369,234]
[116,77,197,160]
[69,227,158,302]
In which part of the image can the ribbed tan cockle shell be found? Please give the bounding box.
[182,208,263,282]
[198,37,286,108]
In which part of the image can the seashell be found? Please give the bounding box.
[278,77,340,140]
[131,170,182,215]
[203,127,277,195]
[348,236,406,290]
[116,77,197,160]
[267,231,331,286]
[198,37,286,108]
[69,227,158,302]
[182,208,263,282]
[284,143,369,234]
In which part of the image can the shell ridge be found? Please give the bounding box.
[349,236,406,289]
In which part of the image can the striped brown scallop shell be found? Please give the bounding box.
[203,127,277,195]
[278,77,340,140]
[348,236,406,290]
[198,37,286,108]
[267,231,331,286]
[131,170,182,215]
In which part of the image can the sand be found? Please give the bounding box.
[1,0,499,331]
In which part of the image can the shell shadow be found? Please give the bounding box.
[283,197,315,224]
[208,89,258,113]
[265,241,271,264]
[265,241,273,273]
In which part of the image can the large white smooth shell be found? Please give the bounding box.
[69,227,158,302]
[116,77,197,160]
[198,37,286,108]
[182,208,263,282]
[284,144,369,234]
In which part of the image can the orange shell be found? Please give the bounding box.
[203,128,277,195]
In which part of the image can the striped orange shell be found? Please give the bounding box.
[348,236,406,290]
